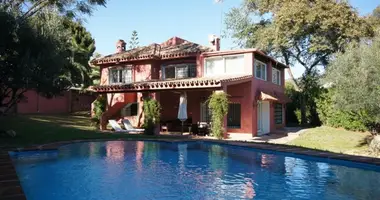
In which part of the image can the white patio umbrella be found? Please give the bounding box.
[177,92,188,135]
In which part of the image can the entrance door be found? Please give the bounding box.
[257,101,270,135]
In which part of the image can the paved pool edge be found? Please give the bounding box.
[0,152,26,200]
[2,138,380,199]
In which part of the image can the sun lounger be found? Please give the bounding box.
[108,120,128,132]
[122,119,144,133]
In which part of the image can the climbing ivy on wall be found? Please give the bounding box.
[208,92,229,139]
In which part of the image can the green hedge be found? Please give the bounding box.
[91,95,106,128]
[316,89,369,132]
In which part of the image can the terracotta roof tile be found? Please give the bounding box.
[256,90,291,103]
[92,37,213,65]
[93,74,252,93]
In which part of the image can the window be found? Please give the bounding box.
[200,102,211,122]
[274,103,283,124]
[164,67,176,79]
[162,64,196,79]
[121,102,138,117]
[255,60,267,80]
[272,68,281,85]
[205,55,244,76]
[227,103,241,129]
[205,58,224,76]
[109,66,133,84]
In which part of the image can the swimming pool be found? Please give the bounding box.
[10,141,380,200]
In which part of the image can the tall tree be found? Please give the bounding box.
[0,9,98,113]
[129,30,139,49]
[368,5,380,31]
[225,0,373,124]
[90,53,102,85]
[2,0,107,21]
[0,10,72,113]
[324,35,380,132]
[63,19,96,88]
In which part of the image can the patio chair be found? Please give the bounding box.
[197,122,211,136]
[122,119,145,133]
[108,120,128,132]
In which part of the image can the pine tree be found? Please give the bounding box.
[129,30,139,49]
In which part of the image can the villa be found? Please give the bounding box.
[91,35,290,138]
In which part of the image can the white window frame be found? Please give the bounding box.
[162,64,196,80]
[204,54,244,76]
[254,60,267,81]
[272,68,281,85]
[108,65,133,85]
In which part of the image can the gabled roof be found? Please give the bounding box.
[92,37,213,65]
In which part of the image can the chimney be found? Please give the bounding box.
[208,34,220,51]
[116,39,126,53]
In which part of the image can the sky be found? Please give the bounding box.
[84,0,379,79]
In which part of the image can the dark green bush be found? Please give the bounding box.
[285,82,301,125]
[142,98,161,135]
[91,95,106,128]
[316,89,369,132]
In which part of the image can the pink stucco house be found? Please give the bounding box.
[91,35,290,137]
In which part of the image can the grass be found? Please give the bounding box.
[1,114,376,158]
[0,114,184,147]
[288,126,373,156]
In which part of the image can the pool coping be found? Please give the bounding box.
[2,138,380,199]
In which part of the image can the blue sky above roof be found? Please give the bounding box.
[84,0,379,78]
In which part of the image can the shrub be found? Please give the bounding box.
[285,82,301,125]
[294,109,311,125]
[142,98,161,135]
[91,95,106,128]
[324,35,380,133]
[208,92,229,139]
[316,89,369,132]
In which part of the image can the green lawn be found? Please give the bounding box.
[288,126,372,156]
[0,114,183,147]
[1,114,376,158]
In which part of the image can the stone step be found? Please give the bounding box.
[0,161,13,167]
[0,180,20,188]
[0,168,16,176]
[0,186,24,197]
[1,194,26,200]
[0,174,18,181]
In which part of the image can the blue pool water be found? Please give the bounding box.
[10,141,380,200]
